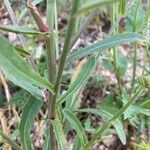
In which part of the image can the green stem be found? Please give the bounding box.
[54,0,80,105]
[84,87,144,149]
[113,48,122,94]
[0,130,22,150]
[112,2,122,95]
[131,42,137,91]
[46,0,57,149]
[45,38,56,150]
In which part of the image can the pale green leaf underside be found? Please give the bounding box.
[0,36,54,95]
[63,109,87,146]
[79,108,126,145]
[67,32,149,62]
[51,119,67,150]
[19,97,43,150]
[0,25,49,35]
[57,57,96,107]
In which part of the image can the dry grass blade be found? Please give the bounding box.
[71,58,88,82]
[0,110,12,150]
[0,70,10,102]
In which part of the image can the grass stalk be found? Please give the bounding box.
[84,87,144,149]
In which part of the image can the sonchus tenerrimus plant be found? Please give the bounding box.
[0,0,149,149]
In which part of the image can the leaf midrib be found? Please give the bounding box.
[68,33,146,60]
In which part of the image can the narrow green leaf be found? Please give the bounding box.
[51,119,67,150]
[0,25,49,35]
[77,0,120,15]
[19,97,43,150]
[63,109,87,145]
[67,32,149,62]
[0,36,54,95]
[14,46,31,56]
[56,57,96,107]
[78,108,126,145]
